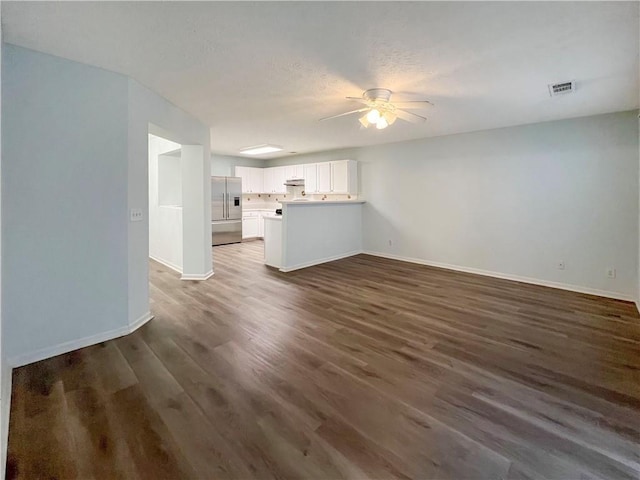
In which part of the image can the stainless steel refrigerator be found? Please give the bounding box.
[211,176,242,245]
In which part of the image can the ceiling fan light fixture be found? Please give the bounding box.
[323,88,430,129]
[384,112,397,125]
[376,117,389,129]
[366,108,381,123]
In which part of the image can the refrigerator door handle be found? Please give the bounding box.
[223,193,227,219]
[225,192,229,219]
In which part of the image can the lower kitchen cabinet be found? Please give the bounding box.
[258,213,264,237]
[243,210,276,239]
[242,215,259,239]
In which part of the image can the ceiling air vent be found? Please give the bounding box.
[548,81,576,97]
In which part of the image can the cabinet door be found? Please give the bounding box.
[234,166,250,193]
[293,165,304,179]
[258,213,264,237]
[303,163,318,193]
[317,163,331,193]
[273,166,287,193]
[284,165,297,180]
[331,160,349,193]
[249,167,264,193]
[263,168,274,193]
[242,216,258,238]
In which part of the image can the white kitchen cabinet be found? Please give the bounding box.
[270,166,287,193]
[263,168,274,194]
[303,163,318,193]
[248,167,264,193]
[244,210,276,239]
[237,161,357,196]
[331,160,358,195]
[317,162,331,193]
[278,167,288,193]
[234,166,250,193]
[242,215,259,239]
[284,164,304,180]
[258,212,265,237]
[235,166,264,193]
[319,160,358,195]
[284,165,296,180]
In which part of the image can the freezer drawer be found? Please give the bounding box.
[212,220,242,246]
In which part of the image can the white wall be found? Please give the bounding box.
[127,79,211,323]
[0,10,8,478]
[211,153,264,177]
[270,111,639,300]
[148,136,183,273]
[3,45,130,363]
[179,144,211,281]
[158,154,182,206]
[2,45,211,366]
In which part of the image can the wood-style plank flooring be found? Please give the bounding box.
[7,241,640,479]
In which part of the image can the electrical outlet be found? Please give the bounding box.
[606,268,616,279]
[557,261,565,270]
[130,208,143,222]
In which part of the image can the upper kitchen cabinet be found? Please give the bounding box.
[317,163,331,193]
[264,166,287,194]
[285,164,304,180]
[313,159,357,195]
[249,167,264,194]
[235,160,356,195]
[235,166,264,194]
[275,167,288,193]
[330,160,357,194]
[234,166,248,192]
[262,168,273,194]
[303,164,318,193]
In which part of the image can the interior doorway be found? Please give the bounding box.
[148,134,183,274]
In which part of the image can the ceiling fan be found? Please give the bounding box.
[320,88,433,129]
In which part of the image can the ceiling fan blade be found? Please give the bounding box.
[345,96,369,105]
[358,114,370,128]
[392,101,433,109]
[320,108,369,121]
[395,109,427,124]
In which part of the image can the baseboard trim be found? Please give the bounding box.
[636,300,640,315]
[280,250,362,273]
[181,270,214,281]
[0,364,13,480]
[130,311,154,332]
[362,251,635,302]
[149,254,182,274]
[9,311,155,368]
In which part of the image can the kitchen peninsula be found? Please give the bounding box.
[264,200,365,271]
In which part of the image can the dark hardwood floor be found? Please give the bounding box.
[7,241,640,479]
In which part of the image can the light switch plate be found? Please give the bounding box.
[130,208,143,222]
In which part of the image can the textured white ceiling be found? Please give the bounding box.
[3,2,639,158]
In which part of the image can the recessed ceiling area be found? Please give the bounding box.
[3,1,638,158]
